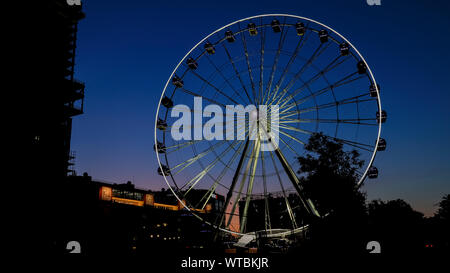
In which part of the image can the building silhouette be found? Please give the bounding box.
[64,175,224,254]
[28,0,85,253]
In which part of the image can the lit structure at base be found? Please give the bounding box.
[98,185,213,213]
[64,174,225,253]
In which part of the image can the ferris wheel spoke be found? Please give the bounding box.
[178,87,227,108]
[279,117,378,127]
[188,109,250,120]
[196,140,246,210]
[273,130,305,146]
[258,17,266,106]
[276,125,309,141]
[240,138,261,233]
[259,122,313,225]
[272,53,347,107]
[182,139,241,195]
[205,55,248,105]
[279,71,363,109]
[278,101,299,115]
[325,134,374,152]
[279,41,329,96]
[279,124,374,152]
[267,27,310,106]
[277,134,302,157]
[164,116,249,134]
[198,121,249,177]
[324,54,351,74]
[171,139,228,175]
[187,69,241,105]
[268,150,298,229]
[259,118,319,217]
[263,17,289,106]
[221,43,253,104]
[185,122,247,199]
[166,140,201,154]
[355,169,364,177]
[338,140,373,152]
[295,74,367,108]
[281,93,374,115]
[272,143,321,217]
[238,22,258,105]
[296,118,378,126]
[278,74,340,109]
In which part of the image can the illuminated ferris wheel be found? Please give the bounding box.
[154,14,386,236]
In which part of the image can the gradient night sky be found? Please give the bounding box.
[71,0,450,216]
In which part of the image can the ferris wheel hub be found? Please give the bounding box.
[250,109,259,120]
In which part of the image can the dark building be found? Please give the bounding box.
[63,175,224,254]
[26,0,85,253]
[22,1,227,254]
[30,0,85,180]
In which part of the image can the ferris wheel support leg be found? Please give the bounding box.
[273,146,321,218]
[214,138,251,240]
[240,138,261,233]
[226,138,257,229]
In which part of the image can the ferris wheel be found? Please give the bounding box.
[154,14,386,236]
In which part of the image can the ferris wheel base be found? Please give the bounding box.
[234,226,310,248]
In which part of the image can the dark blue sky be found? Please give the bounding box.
[72,0,450,216]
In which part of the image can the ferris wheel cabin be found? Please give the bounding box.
[161,96,174,108]
[357,61,367,74]
[368,166,379,179]
[158,165,171,176]
[377,138,386,151]
[295,22,306,36]
[204,42,215,55]
[376,110,387,123]
[340,42,350,56]
[157,118,167,131]
[172,75,184,88]
[271,19,281,33]
[225,30,235,42]
[370,83,380,97]
[318,29,328,43]
[187,57,198,70]
[248,23,258,36]
[154,141,166,153]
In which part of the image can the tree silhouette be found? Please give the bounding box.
[297,132,366,217]
[367,199,424,253]
[435,194,450,221]
[432,194,450,250]
[297,132,367,253]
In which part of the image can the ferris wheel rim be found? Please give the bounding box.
[154,14,382,236]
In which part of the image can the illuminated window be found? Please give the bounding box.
[145,194,155,206]
[99,186,112,201]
